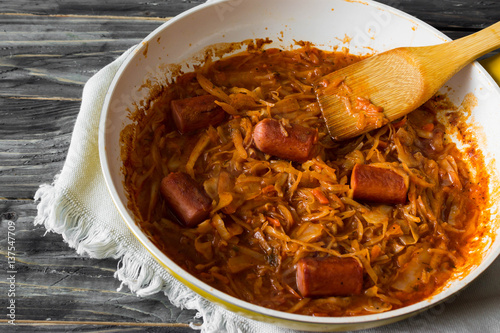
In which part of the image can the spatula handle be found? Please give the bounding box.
[416,21,500,97]
[450,21,500,63]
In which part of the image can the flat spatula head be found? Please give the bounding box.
[315,48,427,141]
[316,18,500,141]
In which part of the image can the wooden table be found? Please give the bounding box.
[1,0,499,331]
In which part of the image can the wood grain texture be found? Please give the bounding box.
[0,0,496,27]
[0,0,206,18]
[0,0,498,331]
[0,1,205,330]
[0,14,165,100]
[0,200,202,330]
[384,0,500,28]
[1,99,78,199]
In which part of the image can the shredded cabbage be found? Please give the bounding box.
[121,43,489,317]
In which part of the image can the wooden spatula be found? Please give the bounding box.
[315,21,500,141]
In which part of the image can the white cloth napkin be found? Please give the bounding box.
[34,46,500,333]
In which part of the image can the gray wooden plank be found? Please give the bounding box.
[0,0,498,30]
[0,0,206,18]
[0,14,163,100]
[0,323,195,332]
[379,0,500,28]
[3,325,195,332]
[0,98,78,199]
[0,199,201,329]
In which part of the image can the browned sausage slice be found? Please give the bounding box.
[160,172,212,227]
[296,256,363,297]
[252,118,317,163]
[351,164,408,204]
[171,95,226,133]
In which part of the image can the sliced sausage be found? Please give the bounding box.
[351,164,408,204]
[296,256,363,297]
[252,118,317,163]
[171,95,226,134]
[160,172,212,227]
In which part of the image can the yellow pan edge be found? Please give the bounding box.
[480,53,500,85]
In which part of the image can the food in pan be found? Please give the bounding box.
[120,42,489,316]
